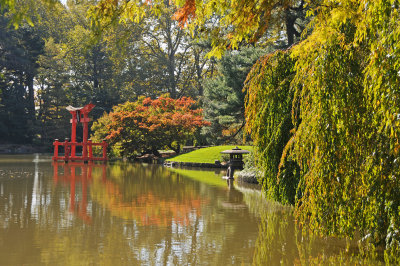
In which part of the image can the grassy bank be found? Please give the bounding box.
[168,168,227,187]
[165,145,253,164]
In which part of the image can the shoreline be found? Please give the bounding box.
[0,144,50,154]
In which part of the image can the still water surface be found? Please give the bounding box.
[0,154,380,265]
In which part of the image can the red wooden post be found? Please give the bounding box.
[64,138,69,163]
[88,139,93,161]
[80,104,94,163]
[82,112,88,162]
[82,112,89,143]
[53,139,59,160]
[70,111,78,157]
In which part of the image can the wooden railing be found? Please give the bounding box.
[52,139,107,162]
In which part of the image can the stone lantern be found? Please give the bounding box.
[220,147,250,180]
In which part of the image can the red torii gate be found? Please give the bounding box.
[52,103,107,162]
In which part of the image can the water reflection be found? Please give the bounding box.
[52,162,105,223]
[0,156,263,264]
[235,185,383,265]
[0,155,383,265]
[89,163,205,227]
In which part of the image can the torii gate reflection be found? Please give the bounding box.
[53,161,107,224]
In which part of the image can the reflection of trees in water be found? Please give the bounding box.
[0,157,51,265]
[0,157,263,265]
[89,164,261,265]
[90,163,205,227]
[252,207,299,264]
[169,169,262,264]
[237,186,382,265]
[237,186,297,264]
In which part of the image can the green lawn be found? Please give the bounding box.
[165,145,253,164]
[168,168,227,187]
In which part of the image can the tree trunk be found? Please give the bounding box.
[194,51,203,97]
[92,48,99,90]
[285,8,296,47]
[167,53,177,98]
[27,73,35,121]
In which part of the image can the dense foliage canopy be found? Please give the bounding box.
[173,0,307,55]
[244,0,400,259]
[0,0,213,145]
[91,96,209,158]
[245,51,299,205]
[90,0,307,57]
[202,47,268,144]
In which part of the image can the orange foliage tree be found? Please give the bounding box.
[92,96,210,158]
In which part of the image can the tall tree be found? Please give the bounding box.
[90,0,307,56]
[36,37,70,143]
[0,13,44,143]
[133,3,195,98]
[202,46,268,144]
[173,0,308,55]
[90,0,216,99]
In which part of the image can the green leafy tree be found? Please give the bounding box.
[0,0,58,28]
[244,51,299,205]
[287,2,400,258]
[36,37,70,144]
[173,0,308,56]
[0,14,44,143]
[92,1,210,99]
[35,0,125,144]
[202,46,267,144]
[245,0,400,259]
[90,0,308,57]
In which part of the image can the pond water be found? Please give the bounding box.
[0,154,381,265]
